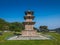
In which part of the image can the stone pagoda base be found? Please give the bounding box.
[21,30,38,37]
[7,34,51,40]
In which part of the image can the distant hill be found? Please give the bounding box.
[48,28,60,33]
[55,28,60,33]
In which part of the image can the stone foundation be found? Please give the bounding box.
[21,30,38,36]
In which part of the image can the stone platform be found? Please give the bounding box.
[7,35,51,40]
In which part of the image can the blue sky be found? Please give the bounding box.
[0,0,60,29]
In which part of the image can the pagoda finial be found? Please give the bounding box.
[25,10,34,15]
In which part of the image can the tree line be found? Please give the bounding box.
[0,18,48,32]
[0,18,52,33]
[0,18,24,32]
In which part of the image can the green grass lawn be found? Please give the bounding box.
[0,32,60,45]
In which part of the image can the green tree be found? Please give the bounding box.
[0,18,9,31]
[39,26,48,33]
[33,27,39,32]
[9,22,24,32]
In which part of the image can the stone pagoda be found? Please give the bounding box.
[7,10,50,40]
[21,10,38,36]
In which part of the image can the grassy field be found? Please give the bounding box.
[0,32,60,45]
